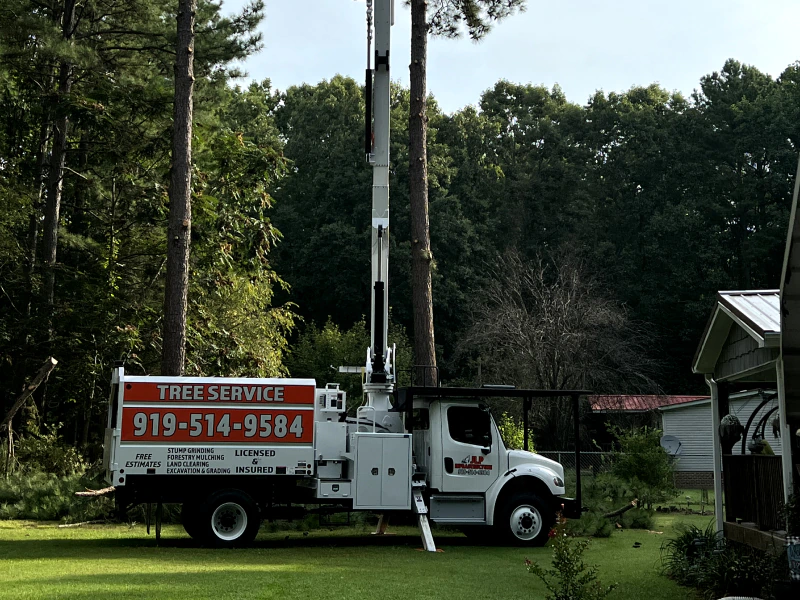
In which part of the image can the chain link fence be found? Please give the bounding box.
[537,451,615,474]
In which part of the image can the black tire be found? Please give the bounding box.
[497,492,555,547]
[181,503,206,541]
[197,489,261,548]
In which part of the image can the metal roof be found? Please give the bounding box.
[717,290,780,337]
[693,290,780,374]
[591,395,709,413]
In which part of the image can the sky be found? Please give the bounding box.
[221,0,800,114]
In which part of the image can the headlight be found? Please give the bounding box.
[554,476,564,488]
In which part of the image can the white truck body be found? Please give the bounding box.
[103,366,569,547]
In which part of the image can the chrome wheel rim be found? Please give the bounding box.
[211,502,248,541]
[510,504,541,541]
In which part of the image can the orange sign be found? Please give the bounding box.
[120,407,314,444]
[123,382,314,405]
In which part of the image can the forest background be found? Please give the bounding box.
[2,0,799,460]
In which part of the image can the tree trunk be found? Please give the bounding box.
[27,113,51,318]
[161,0,196,376]
[42,0,77,316]
[409,0,437,385]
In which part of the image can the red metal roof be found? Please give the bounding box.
[590,395,709,412]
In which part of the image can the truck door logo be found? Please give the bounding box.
[454,455,492,476]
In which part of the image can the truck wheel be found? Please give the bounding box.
[499,492,554,547]
[199,490,260,548]
[181,503,205,541]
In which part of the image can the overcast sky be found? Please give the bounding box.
[221,0,800,113]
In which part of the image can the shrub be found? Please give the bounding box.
[661,522,779,599]
[527,516,616,600]
[695,543,778,600]
[497,412,527,450]
[660,521,721,587]
[609,425,676,508]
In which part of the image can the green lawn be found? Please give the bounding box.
[0,514,712,600]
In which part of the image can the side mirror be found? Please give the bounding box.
[481,446,491,455]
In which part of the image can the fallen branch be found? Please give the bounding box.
[58,520,106,528]
[75,486,115,497]
[603,499,638,519]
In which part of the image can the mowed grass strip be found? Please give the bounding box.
[0,514,708,600]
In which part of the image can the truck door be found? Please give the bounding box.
[440,403,500,493]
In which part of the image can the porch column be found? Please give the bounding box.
[706,375,724,533]
[776,358,794,502]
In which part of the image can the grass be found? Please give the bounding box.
[0,514,713,600]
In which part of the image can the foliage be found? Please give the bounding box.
[783,493,800,535]
[0,470,113,522]
[495,412,526,450]
[526,516,617,600]
[13,427,87,477]
[0,1,295,460]
[660,521,722,587]
[661,522,779,599]
[567,512,614,538]
[285,318,412,404]
[572,473,654,534]
[609,426,676,508]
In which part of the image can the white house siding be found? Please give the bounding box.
[728,393,782,457]
[662,402,714,472]
[660,392,782,476]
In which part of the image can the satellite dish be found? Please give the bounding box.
[660,435,682,456]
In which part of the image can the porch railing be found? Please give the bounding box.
[722,454,784,531]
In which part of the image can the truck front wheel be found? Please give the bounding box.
[499,492,554,547]
[198,490,260,548]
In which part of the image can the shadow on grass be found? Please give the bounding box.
[0,530,483,560]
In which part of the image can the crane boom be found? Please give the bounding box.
[363,0,397,425]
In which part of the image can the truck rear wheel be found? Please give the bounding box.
[198,490,260,548]
[498,492,554,547]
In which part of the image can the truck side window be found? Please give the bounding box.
[411,408,429,431]
[447,406,491,446]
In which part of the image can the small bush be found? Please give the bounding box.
[527,516,616,600]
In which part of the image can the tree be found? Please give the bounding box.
[42,0,77,320]
[162,0,197,376]
[407,0,526,383]
[458,250,658,448]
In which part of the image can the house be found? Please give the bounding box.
[692,289,798,549]
[587,395,707,450]
[660,390,782,490]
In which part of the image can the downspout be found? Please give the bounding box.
[706,375,724,533]
[775,358,794,502]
